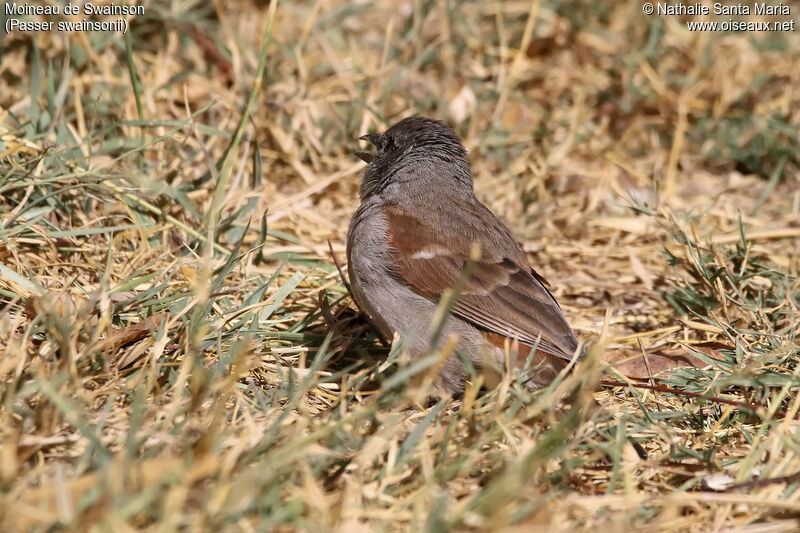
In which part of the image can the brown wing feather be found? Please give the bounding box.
[384,204,579,362]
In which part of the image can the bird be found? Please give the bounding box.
[346,116,580,395]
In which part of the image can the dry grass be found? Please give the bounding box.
[1,1,800,531]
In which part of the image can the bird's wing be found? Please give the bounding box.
[383,203,579,362]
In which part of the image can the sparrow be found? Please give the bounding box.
[346,117,579,394]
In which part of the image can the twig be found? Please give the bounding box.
[725,471,800,492]
[188,25,233,78]
[601,379,795,420]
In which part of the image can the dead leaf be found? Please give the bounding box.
[449,85,476,125]
[627,246,654,290]
[96,312,174,368]
[607,342,727,378]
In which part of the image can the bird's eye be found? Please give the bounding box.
[382,136,396,152]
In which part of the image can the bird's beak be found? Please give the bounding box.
[355,133,382,163]
[355,150,375,163]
